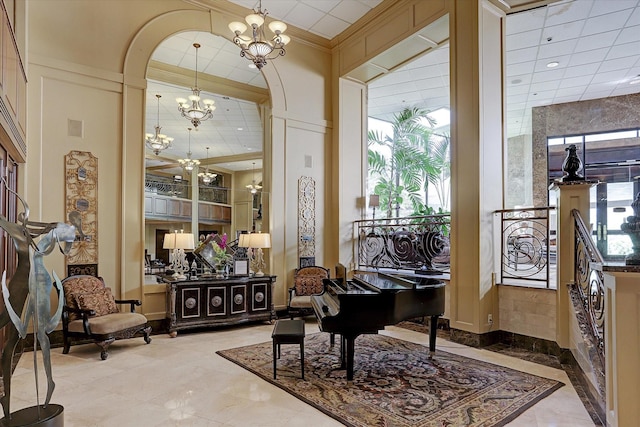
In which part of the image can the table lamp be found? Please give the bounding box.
[246,232,271,277]
[163,230,194,280]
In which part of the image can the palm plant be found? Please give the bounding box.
[368,107,444,217]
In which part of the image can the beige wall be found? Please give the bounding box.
[498,285,556,341]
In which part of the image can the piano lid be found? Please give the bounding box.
[355,272,445,291]
[355,273,417,290]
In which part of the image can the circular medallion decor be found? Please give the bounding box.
[254,292,264,303]
[211,296,222,307]
[185,297,197,309]
[234,294,244,305]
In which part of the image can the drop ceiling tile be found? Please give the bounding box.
[583,10,632,36]
[555,85,586,97]
[541,20,584,44]
[506,46,539,64]
[279,2,325,31]
[506,28,543,50]
[590,0,638,16]
[536,38,577,59]
[532,68,565,83]
[300,0,341,14]
[574,30,621,52]
[545,1,591,27]
[616,24,640,44]
[330,0,371,23]
[530,80,561,92]
[568,48,609,67]
[506,7,546,35]
[560,74,594,88]
[507,61,536,76]
[607,40,640,60]
[598,56,639,73]
[628,6,640,25]
[311,13,350,38]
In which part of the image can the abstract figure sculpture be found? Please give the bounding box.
[0,175,77,424]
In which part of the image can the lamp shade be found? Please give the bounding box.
[175,233,195,250]
[369,194,380,208]
[163,233,177,249]
[248,232,271,249]
[238,233,251,248]
[163,232,194,250]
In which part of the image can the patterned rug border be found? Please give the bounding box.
[216,333,564,427]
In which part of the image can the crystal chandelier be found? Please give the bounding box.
[176,43,215,128]
[198,147,217,184]
[178,128,200,172]
[246,162,262,194]
[145,94,173,155]
[228,0,290,70]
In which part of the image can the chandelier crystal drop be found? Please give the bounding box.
[176,43,216,128]
[228,0,290,70]
[246,162,262,194]
[178,127,200,172]
[198,147,217,184]
[145,94,174,155]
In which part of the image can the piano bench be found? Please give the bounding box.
[271,319,305,380]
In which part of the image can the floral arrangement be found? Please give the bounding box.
[212,233,233,268]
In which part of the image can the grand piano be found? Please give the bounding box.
[311,265,446,380]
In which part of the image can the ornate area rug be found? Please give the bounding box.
[217,333,563,427]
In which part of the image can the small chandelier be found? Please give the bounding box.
[145,94,173,155]
[228,0,291,70]
[198,147,217,184]
[178,127,200,172]
[176,43,215,128]
[246,162,262,194]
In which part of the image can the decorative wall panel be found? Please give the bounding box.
[298,176,315,267]
[65,151,98,273]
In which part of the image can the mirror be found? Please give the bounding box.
[143,31,268,274]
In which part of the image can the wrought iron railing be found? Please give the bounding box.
[496,207,555,287]
[572,208,605,362]
[145,177,229,204]
[355,214,450,273]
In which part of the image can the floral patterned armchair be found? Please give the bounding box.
[287,266,329,319]
[59,275,151,360]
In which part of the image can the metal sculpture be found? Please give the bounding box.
[0,176,77,422]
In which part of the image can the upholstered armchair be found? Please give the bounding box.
[59,275,152,360]
[287,266,329,319]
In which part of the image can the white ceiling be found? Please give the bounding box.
[146,0,640,175]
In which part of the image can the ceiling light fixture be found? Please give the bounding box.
[246,162,262,194]
[228,0,290,70]
[178,127,200,172]
[145,94,173,155]
[546,61,559,68]
[198,147,217,184]
[176,43,215,128]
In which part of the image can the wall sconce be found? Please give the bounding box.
[369,194,380,220]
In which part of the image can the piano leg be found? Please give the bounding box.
[342,334,358,381]
[429,315,439,358]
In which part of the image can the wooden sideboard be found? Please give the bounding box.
[165,275,276,336]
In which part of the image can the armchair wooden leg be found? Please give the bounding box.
[143,326,152,344]
[62,333,71,355]
[96,338,115,360]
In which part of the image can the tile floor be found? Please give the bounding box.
[7,321,595,426]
